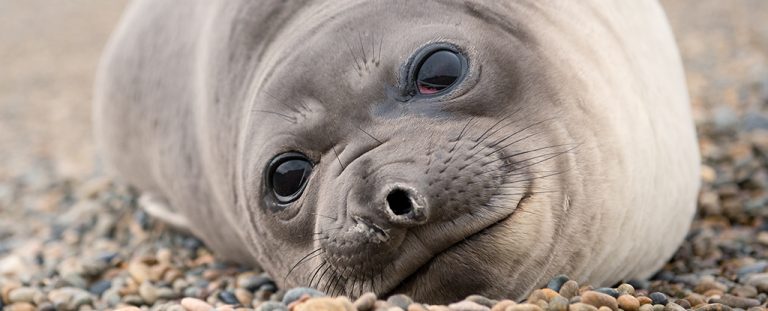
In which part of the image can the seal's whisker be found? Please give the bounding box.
[358,32,369,70]
[308,260,326,289]
[449,116,476,153]
[317,263,333,293]
[343,37,363,72]
[285,248,324,281]
[310,212,338,221]
[502,145,580,173]
[481,143,578,167]
[357,125,384,145]
[251,110,296,123]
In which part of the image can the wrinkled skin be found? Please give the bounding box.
[94,0,700,303]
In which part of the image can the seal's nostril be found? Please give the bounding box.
[386,189,413,216]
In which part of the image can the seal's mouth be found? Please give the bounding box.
[382,192,534,297]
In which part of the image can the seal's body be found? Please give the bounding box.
[95,0,699,302]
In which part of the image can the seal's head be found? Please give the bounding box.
[231,1,695,303]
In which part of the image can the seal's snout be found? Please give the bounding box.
[384,186,427,225]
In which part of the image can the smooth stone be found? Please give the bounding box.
[696,280,729,295]
[448,300,490,311]
[122,294,144,306]
[388,295,415,310]
[663,302,686,311]
[547,295,569,311]
[617,295,640,311]
[281,288,325,305]
[581,291,618,311]
[594,288,620,299]
[568,303,598,311]
[255,301,288,311]
[693,303,733,311]
[559,281,579,299]
[294,297,355,311]
[546,275,570,292]
[730,285,758,298]
[467,295,498,308]
[7,302,35,311]
[617,284,635,296]
[8,287,41,304]
[354,292,377,311]
[649,293,669,306]
[744,273,768,292]
[526,290,548,305]
[115,307,142,311]
[627,280,649,290]
[710,295,760,309]
[88,280,112,296]
[686,294,706,307]
[48,287,94,310]
[674,299,691,309]
[156,287,178,300]
[490,300,516,311]
[181,297,214,311]
[235,288,254,306]
[504,303,542,311]
[652,304,665,311]
[128,261,151,283]
[219,291,240,305]
[138,281,158,305]
[736,261,768,278]
[597,307,612,311]
[639,304,653,311]
[408,303,429,311]
[239,275,277,293]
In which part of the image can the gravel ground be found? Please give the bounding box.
[1,1,767,311]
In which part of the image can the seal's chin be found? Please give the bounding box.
[384,192,532,299]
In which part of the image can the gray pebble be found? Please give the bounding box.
[548,295,569,311]
[122,294,144,306]
[448,300,490,311]
[354,292,377,311]
[594,288,620,298]
[387,294,414,310]
[281,287,325,305]
[257,301,289,311]
[8,287,41,304]
[711,295,760,309]
[664,302,686,311]
[546,275,570,292]
[218,290,240,305]
[649,292,669,305]
[88,280,111,296]
[466,295,497,308]
[617,284,635,296]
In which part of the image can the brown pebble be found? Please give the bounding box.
[491,300,516,311]
[711,294,760,309]
[597,307,612,311]
[295,297,355,311]
[526,289,548,305]
[685,294,706,307]
[693,303,732,311]
[617,284,635,296]
[181,297,214,311]
[638,304,653,311]
[448,300,490,311]
[216,306,236,311]
[408,303,429,311]
[581,291,618,311]
[354,293,377,311]
[427,306,450,311]
[663,302,686,311]
[234,288,253,307]
[730,285,758,298]
[548,295,569,311]
[541,288,559,301]
[504,303,542,311]
[579,285,595,295]
[128,261,151,283]
[559,281,579,299]
[652,304,665,311]
[114,307,142,311]
[568,303,598,311]
[7,302,36,311]
[703,289,724,298]
[695,280,728,295]
[637,297,653,306]
[466,295,498,308]
[674,299,691,309]
[618,295,640,311]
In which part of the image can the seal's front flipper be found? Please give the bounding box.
[139,193,192,233]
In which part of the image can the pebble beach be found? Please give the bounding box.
[1,1,767,310]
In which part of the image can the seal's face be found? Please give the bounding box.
[238,1,579,303]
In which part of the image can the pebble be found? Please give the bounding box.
[730,285,758,298]
[593,288,619,298]
[128,261,151,283]
[649,293,669,306]
[234,288,254,306]
[256,301,288,311]
[696,280,729,294]
[663,302,686,311]
[617,284,635,296]
[8,287,41,304]
[409,303,429,311]
[490,300,516,311]
[7,302,36,311]
[448,300,489,311]
[353,292,377,311]
[558,281,579,299]
[48,287,93,310]
[294,297,355,311]
[548,295,569,311]
[219,291,240,306]
[466,295,497,308]
[580,291,618,311]
[546,275,570,292]
[281,287,324,305]
[503,303,542,311]
[139,281,158,305]
[388,294,414,310]
[639,304,653,311]
[710,294,760,309]
[568,303,598,311]
[181,297,214,311]
[617,295,640,311]
[685,294,707,307]
[88,280,112,296]
[239,274,276,293]
[693,303,732,311]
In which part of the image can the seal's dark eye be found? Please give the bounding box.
[415,49,464,95]
[267,152,313,204]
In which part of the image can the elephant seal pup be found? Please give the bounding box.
[94,0,700,303]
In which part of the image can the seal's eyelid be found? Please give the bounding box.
[402,43,469,99]
[265,152,314,206]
